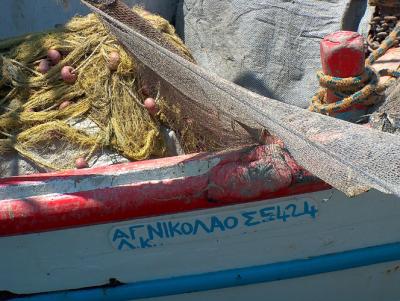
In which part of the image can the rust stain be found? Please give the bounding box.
[385,265,400,274]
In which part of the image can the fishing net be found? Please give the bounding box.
[83,0,400,197]
[0,7,204,173]
[370,78,400,134]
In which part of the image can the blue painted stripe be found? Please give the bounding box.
[13,241,400,301]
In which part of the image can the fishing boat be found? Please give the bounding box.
[1,1,400,301]
[0,144,399,301]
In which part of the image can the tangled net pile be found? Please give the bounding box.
[0,7,198,171]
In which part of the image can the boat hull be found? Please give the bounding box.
[2,189,400,300]
[134,260,400,301]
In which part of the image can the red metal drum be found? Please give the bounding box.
[320,31,368,121]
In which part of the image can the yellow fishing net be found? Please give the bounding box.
[0,7,196,171]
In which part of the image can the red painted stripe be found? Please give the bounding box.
[0,146,331,236]
[0,180,329,236]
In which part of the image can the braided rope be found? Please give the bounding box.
[309,22,400,114]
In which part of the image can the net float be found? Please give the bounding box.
[59,100,72,110]
[75,157,89,169]
[144,97,158,115]
[61,66,77,84]
[37,59,51,74]
[107,51,120,71]
[47,49,62,65]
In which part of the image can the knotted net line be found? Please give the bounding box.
[83,0,400,197]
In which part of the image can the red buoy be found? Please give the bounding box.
[75,157,89,169]
[59,100,72,110]
[144,97,158,115]
[320,31,365,104]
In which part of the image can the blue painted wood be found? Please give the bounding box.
[12,241,400,301]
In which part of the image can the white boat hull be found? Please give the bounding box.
[2,188,400,300]
[138,260,400,301]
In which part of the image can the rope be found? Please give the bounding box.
[309,22,400,114]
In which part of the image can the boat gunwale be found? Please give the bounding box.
[0,146,330,237]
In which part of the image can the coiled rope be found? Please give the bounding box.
[309,21,400,114]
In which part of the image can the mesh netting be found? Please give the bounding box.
[0,7,204,173]
[370,78,400,134]
[83,0,400,197]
